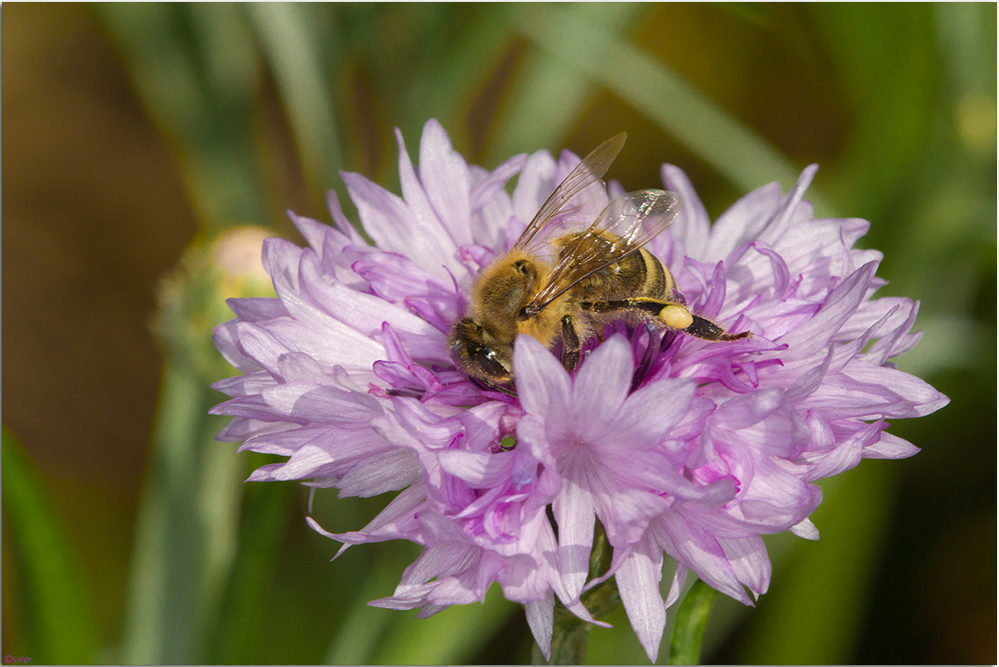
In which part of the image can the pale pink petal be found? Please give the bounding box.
[211,124,948,657]
[615,536,667,662]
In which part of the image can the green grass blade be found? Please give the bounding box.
[120,363,208,664]
[514,5,808,196]
[2,427,100,664]
[489,3,651,163]
[404,4,515,140]
[206,476,292,664]
[247,3,343,199]
[119,365,246,664]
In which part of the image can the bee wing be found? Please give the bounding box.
[514,132,627,253]
[523,189,682,315]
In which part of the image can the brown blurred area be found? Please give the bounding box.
[3,2,198,640]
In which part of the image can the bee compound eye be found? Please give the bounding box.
[513,259,530,276]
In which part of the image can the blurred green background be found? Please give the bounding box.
[2,3,995,664]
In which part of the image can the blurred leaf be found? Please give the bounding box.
[247,3,343,204]
[736,464,896,663]
[95,3,269,231]
[512,4,808,197]
[371,584,519,664]
[207,474,292,664]
[324,543,418,664]
[808,4,938,219]
[489,3,650,162]
[120,363,213,663]
[404,4,515,141]
[934,3,996,99]
[2,427,100,664]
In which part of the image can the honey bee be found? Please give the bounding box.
[449,133,750,390]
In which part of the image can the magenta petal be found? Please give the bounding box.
[287,211,333,255]
[337,449,420,497]
[702,182,784,262]
[617,377,695,438]
[616,538,666,662]
[342,170,457,279]
[512,151,557,225]
[863,432,920,459]
[553,480,595,600]
[394,126,455,251]
[525,594,554,661]
[788,517,820,540]
[513,334,572,420]
[840,362,950,417]
[438,449,516,488]
[212,321,264,374]
[228,296,288,322]
[419,119,473,247]
[755,164,820,249]
[653,510,753,605]
[778,262,877,359]
[718,535,770,598]
[659,163,710,263]
[211,124,948,656]
[516,416,558,471]
[572,335,633,435]
[470,153,527,215]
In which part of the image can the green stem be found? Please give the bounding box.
[121,362,214,663]
[205,472,292,663]
[668,578,719,665]
[532,521,622,664]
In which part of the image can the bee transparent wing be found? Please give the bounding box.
[596,189,682,247]
[523,189,682,316]
[514,132,627,253]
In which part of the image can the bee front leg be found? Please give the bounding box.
[560,314,581,372]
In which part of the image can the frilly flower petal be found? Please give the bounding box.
[211,121,948,656]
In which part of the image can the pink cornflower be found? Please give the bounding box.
[211,120,947,661]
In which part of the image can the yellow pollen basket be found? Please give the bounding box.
[660,304,694,330]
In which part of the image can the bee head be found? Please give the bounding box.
[449,318,514,388]
[473,255,540,333]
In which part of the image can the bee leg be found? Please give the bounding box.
[684,314,752,341]
[583,298,669,318]
[583,298,751,341]
[560,314,581,372]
